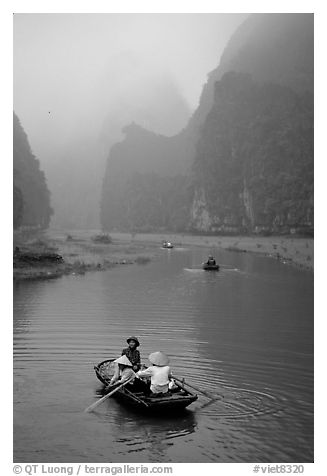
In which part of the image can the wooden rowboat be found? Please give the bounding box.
[94,359,198,413]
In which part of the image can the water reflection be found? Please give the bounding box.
[13,280,45,334]
[13,245,313,462]
[109,410,197,462]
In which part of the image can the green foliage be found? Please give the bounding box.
[125,173,191,232]
[91,233,112,244]
[101,169,191,232]
[102,173,190,232]
[13,183,24,229]
[13,113,53,228]
[100,15,313,236]
[100,123,193,232]
[191,72,313,234]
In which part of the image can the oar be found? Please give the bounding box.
[173,376,221,400]
[84,376,134,413]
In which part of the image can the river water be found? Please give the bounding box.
[13,245,313,463]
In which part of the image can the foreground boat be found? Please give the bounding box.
[94,359,198,413]
[203,263,220,271]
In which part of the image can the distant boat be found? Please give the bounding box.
[162,241,174,249]
[203,263,220,271]
[94,359,198,414]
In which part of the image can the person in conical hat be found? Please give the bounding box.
[136,351,172,395]
[114,355,133,366]
[121,336,141,372]
[148,351,169,366]
[109,355,134,386]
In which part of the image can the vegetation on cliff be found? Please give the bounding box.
[191,72,313,234]
[100,14,313,235]
[13,113,53,228]
[100,123,193,231]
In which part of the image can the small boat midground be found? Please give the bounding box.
[161,241,174,249]
[203,263,220,271]
[94,359,198,413]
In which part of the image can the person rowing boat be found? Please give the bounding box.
[136,351,175,396]
[109,355,135,386]
[203,255,219,270]
[206,255,216,266]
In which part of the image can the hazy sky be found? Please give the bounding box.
[14,13,248,162]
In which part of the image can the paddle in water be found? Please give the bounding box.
[84,376,135,413]
[173,376,221,400]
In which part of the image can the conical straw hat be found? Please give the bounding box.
[114,355,133,367]
[148,351,169,367]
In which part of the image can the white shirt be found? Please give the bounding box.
[137,365,172,393]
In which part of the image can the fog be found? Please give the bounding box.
[13,13,248,228]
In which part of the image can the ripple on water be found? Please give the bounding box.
[13,245,313,462]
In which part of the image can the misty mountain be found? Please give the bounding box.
[13,112,53,229]
[99,74,191,145]
[43,136,103,230]
[46,75,191,229]
[101,13,313,234]
[188,13,313,137]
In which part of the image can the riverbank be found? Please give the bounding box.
[13,229,313,281]
[13,229,158,281]
[110,232,314,271]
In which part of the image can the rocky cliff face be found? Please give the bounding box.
[100,123,192,231]
[190,73,313,234]
[101,13,313,235]
[185,13,313,146]
[13,113,53,228]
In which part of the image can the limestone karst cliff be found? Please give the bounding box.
[100,13,313,235]
[13,112,53,228]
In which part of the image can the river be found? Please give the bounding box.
[13,244,313,462]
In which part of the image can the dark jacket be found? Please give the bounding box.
[122,347,141,371]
